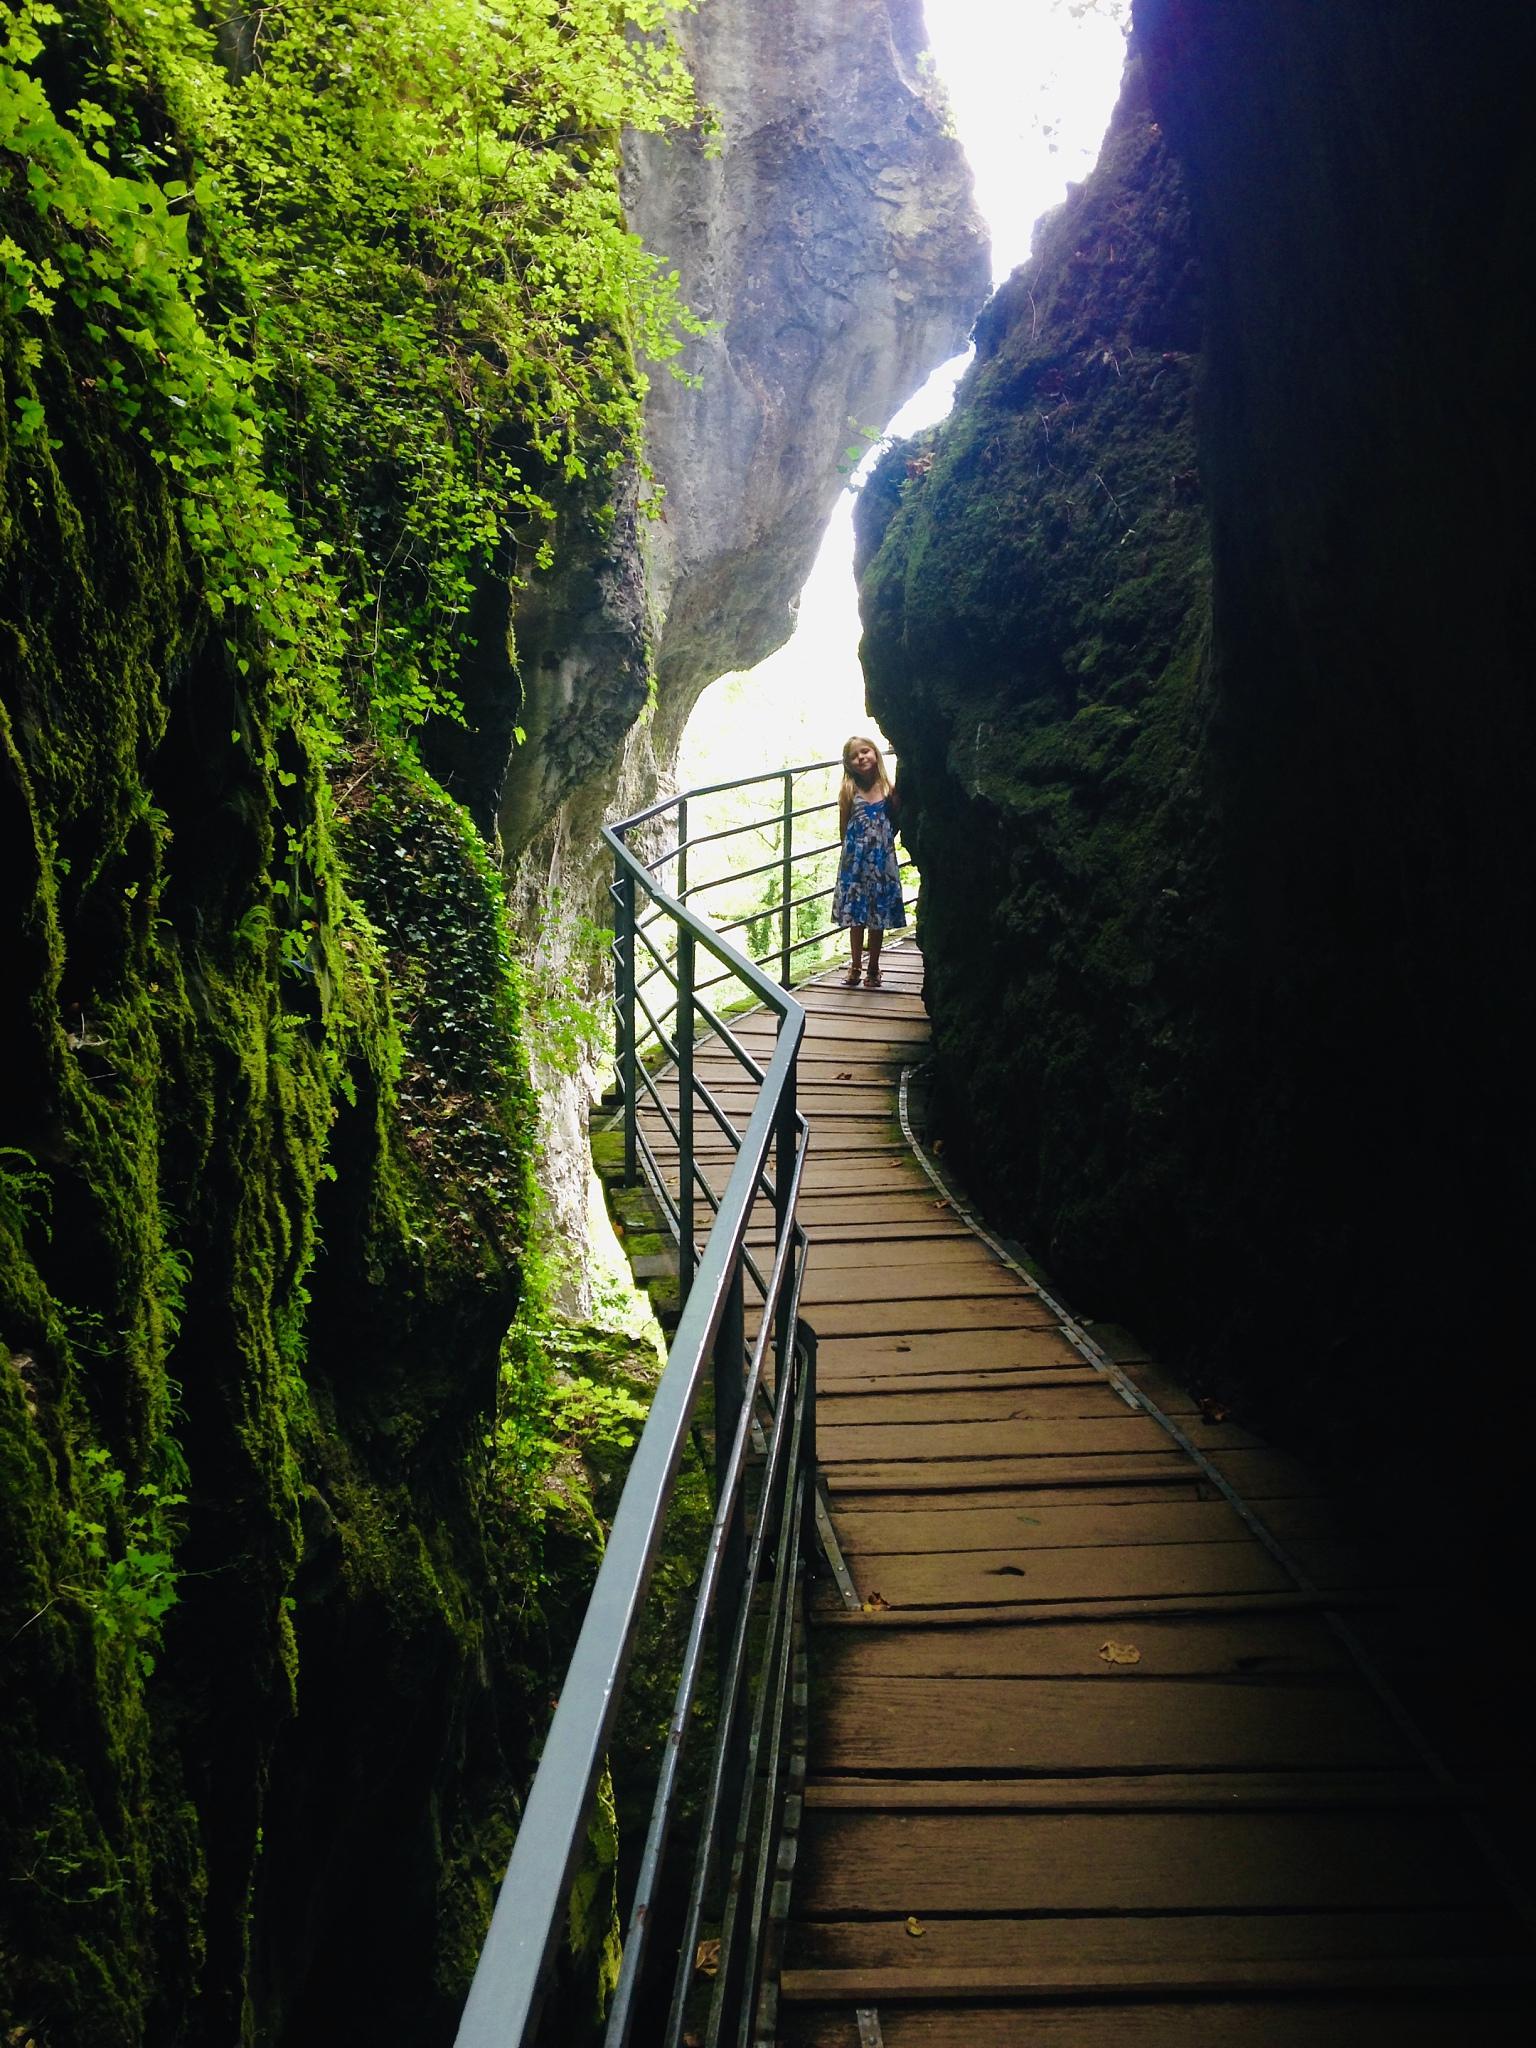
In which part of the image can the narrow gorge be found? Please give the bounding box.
[4,1,1533,2043]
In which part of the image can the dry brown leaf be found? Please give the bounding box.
[1198,1395,1229,1423]
[862,1590,890,1612]
[694,1938,720,1979]
[1099,1639,1141,1666]
[835,1070,853,1080]
[932,1197,950,1210]
[905,1915,927,1938]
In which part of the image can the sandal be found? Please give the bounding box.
[842,962,861,987]
[864,967,882,988]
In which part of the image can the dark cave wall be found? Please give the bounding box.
[859,1,1536,1543]
[1132,0,1536,1406]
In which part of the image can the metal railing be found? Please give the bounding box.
[458,756,915,2048]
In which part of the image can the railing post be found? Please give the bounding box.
[774,1061,798,1379]
[798,1319,819,1588]
[779,769,794,988]
[677,920,696,1302]
[676,793,688,903]
[615,852,638,1186]
[713,1254,750,1876]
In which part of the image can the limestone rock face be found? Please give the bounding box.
[486,0,990,859]
[628,0,991,756]
[485,0,989,1292]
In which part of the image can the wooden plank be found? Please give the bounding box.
[816,1370,1101,1397]
[832,1482,1206,1513]
[812,1589,1389,1629]
[824,1539,1290,1611]
[814,1331,1082,1372]
[793,1196,972,1227]
[762,1171,935,1200]
[812,1611,1352,1680]
[794,1809,1486,1915]
[817,1414,1174,1460]
[818,1386,1147,1427]
[831,1497,1256,1555]
[738,1017,929,1046]
[780,1957,1536,2005]
[824,1454,1198,1493]
[807,1301,1063,1340]
[799,1234,1003,1268]
[783,1997,1532,2048]
[809,1675,1403,1775]
[787,1907,1514,1971]
[799,1268,1032,1307]
[801,1770,1447,1812]
[758,1226,977,1254]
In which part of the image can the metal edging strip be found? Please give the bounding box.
[896,1057,1536,1927]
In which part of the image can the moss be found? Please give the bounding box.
[2,9,706,2041]
[855,58,1219,1333]
[565,1765,623,2027]
[0,147,546,2048]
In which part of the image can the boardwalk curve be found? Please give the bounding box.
[642,939,1532,2047]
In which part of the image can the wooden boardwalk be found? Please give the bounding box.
[643,940,1532,2044]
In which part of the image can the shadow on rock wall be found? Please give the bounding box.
[858,8,1536,1592]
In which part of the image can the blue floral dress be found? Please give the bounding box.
[833,793,906,931]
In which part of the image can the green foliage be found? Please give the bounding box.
[0,1144,50,1241]
[520,897,614,1079]
[61,1444,185,1677]
[0,3,710,2032]
[336,743,535,1256]
[0,0,708,740]
[544,1372,648,1466]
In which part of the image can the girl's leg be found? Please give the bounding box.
[865,927,883,986]
[844,927,864,985]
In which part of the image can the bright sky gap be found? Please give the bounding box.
[678,0,1130,784]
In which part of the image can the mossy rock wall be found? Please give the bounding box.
[856,59,1219,1340]
[0,62,544,2048]
[858,9,1536,1575]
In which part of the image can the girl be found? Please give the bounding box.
[832,735,905,987]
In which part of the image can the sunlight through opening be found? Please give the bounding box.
[677,0,1130,790]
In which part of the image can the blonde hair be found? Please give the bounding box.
[839,734,893,835]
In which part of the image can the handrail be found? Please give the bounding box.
[620,757,913,1050]
[454,766,841,2048]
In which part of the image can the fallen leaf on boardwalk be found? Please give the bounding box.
[905,1916,927,1938]
[835,1070,853,1080]
[1198,1396,1229,1423]
[1099,1639,1141,1666]
[932,1198,950,1210]
[694,1939,720,1979]
[895,1342,912,1352]
[862,1590,890,1612]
